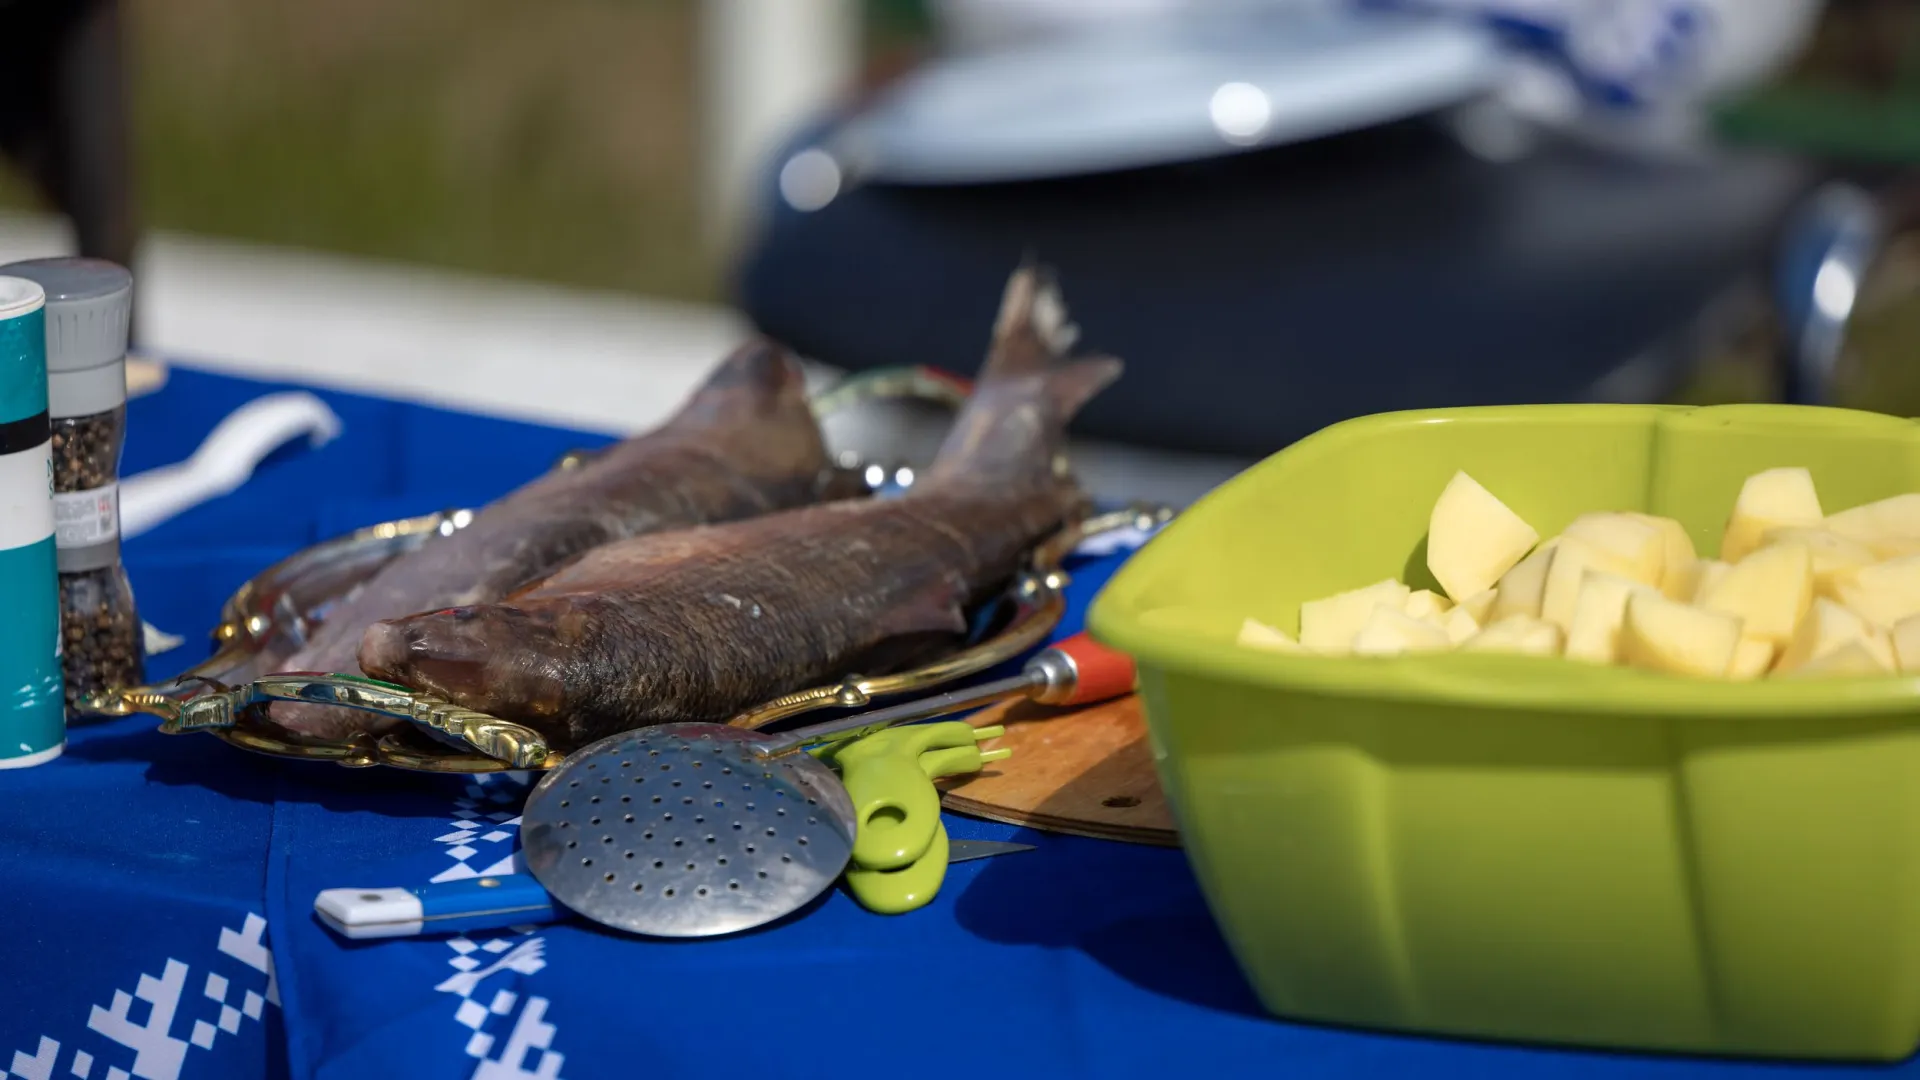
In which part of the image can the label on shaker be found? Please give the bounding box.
[54,483,119,548]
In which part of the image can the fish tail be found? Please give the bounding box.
[927,262,1122,485]
[978,256,1081,383]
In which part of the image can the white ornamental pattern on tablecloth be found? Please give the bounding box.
[429,772,566,1080]
[432,772,531,884]
[0,914,278,1080]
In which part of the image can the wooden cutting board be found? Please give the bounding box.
[938,692,1180,847]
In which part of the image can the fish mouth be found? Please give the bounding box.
[358,609,568,721]
[358,616,488,703]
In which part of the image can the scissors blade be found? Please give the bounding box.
[948,839,1036,863]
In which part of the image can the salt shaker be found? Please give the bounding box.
[0,276,65,764]
[0,258,142,716]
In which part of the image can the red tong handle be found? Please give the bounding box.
[1049,631,1138,706]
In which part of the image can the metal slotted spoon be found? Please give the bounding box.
[519,726,859,938]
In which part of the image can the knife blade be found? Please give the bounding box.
[947,839,1035,863]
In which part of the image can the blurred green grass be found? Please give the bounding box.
[5,0,717,300]
[0,0,943,303]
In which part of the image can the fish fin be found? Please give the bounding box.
[980,258,1079,383]
[696,337,807,395]
[1042,355,1124,423]
[669,338,812,426]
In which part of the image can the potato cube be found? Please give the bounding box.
[1620,591,1743,678]
[1824,493,1920,558]
[1867,536,1920,561]
[1299,579,1412,654]
[1760,526,1876,599]
[1728,637,1776,681]
[1697,542,1813,647]
[1237,617,1304,654]
[1442,606,1481,644]
[1458,587,1498,625]
[1351,605,1453,657]
[1460,614,1563,656]
[1627,513,1700,599]
[1490,539,1559,622]
[1834,554,1920,629]
[1541,536,1635,633]
[1564,571,1659,665]
[1774,598,1894,673]
[1404,589,1453,621]
[1565,513,1667,587]
[1778,639,1889,678]
[1892,614,1920,673]
[1720,467,1823,563]
[1425,471,1541,601]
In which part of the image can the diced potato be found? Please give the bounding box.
[1442,606,1481,645]
[1774,598,1893,673]
[1687,559,1732,604]
[1540,537,1635,633]
[1892,614,1920,673]
[1460,614,1563,657]
[1867,536,1920,561]
[1258,467,1920,682]
[1824,493,1920,558]
[1237,617,1304,654]
[1627,513,1699,599]
[1721,467,1823,563]
[1778,639,1889,678]
[1564,513,1667,588]
[1760,527,1875,599]
[1727,637,1776,681]
[1620,592,1743,678]
[1299,579,1412,654]
[1351,605,1453,657]
[1489,539,1559,622]
[1404,589,1452,621]
[1458,587,1498,625]
[1697,542,1813,647]
[1564,571,1658,665]
[1833,554,1920,629]
[1425,471,1541,601]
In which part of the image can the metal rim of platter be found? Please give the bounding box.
[88,364,1171,773]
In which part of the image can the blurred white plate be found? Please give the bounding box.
[833,4,1505,185]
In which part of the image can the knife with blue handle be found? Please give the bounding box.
[314,839,1034,940]
[314,873,559,940]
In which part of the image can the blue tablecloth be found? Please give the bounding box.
[0,366,1906,1080]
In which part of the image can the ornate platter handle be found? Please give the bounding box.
[116,673,559,769]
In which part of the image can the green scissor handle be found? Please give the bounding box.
[825,721,987,871]
[844,819,955,915]
[827,721,1012,914]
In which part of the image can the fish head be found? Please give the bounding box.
[358,604,573,721]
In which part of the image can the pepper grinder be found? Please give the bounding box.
[0,258,142,716]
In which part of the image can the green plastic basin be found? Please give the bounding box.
[1088,403,1920,1061]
